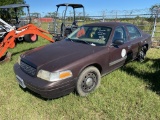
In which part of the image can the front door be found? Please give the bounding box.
[108,26,130,71]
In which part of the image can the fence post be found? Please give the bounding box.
[151,14,157,39]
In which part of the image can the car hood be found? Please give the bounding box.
[21,40,105,71]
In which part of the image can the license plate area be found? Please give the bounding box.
[16,75,26,88]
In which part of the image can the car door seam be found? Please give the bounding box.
[109,56,127,66]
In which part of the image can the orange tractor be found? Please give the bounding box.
[0,23,54,63]
[0,4,54,63]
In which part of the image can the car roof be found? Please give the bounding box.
[83,22,133,28]
[56,3,84,8]
[0,4,29,9]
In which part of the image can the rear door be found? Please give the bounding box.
[108,26,130,71]
[125,25,142,59]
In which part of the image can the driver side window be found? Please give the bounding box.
[112,27,126,43]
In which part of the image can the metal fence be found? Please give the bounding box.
[85,8,160,47]
[42,8,160,47]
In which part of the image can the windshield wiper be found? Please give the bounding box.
[75,40,90,45]
[66,38,73,42]
[66,38,94,46]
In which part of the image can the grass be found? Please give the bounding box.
[1,26,160,119]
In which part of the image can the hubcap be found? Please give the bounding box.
[31,34,37,41]
[81,72,97,92]
[86,78,94,87]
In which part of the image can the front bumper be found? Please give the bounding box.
[14,63,76,99]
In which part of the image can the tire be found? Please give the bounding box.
[53,37,58,42]
[24,34,38,42]
[76,66,101,96]
[138,46,147,62]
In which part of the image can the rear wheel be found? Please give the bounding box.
[24,34,38,42]
[138,46,147,62]
[76,66,101,96]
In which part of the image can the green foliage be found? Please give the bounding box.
[44,12,56,18]
[150,4,160,14]
[0,0,26,6]
[0,0,27,24]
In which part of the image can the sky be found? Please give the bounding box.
[25,0,160,16]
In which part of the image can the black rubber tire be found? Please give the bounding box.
[53,37,58,42]
[24,34,38,42]
[76,66,101,96]
[138,46,147,62]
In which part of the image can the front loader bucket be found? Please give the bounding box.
[0,52,12,64]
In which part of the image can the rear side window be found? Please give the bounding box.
[126,25,141,40]
[113,26,126,42]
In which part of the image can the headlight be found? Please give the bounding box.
[18,56,21,65]
[37,70,72,82]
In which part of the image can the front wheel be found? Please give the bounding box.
[76,66,101,96]
[24,34,38,42]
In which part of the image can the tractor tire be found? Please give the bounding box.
[24,34,38,42]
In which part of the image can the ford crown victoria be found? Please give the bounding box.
[14,22,152,99]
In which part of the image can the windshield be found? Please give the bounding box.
[67,26,112,46]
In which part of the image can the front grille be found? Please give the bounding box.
[20,61,37,76]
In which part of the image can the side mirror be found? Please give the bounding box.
[112,39,124,46]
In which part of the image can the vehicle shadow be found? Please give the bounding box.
[121,58,160,95]
[19,86,48,100]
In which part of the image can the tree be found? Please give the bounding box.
[150,4,160,37]
[44,12,56,18]
[150,4,160,17]
[0,0,26,22]
[0,0,26,6]
[30,12,41,18]
[147,4,160,22]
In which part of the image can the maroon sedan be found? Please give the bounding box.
[14,22,152,99]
